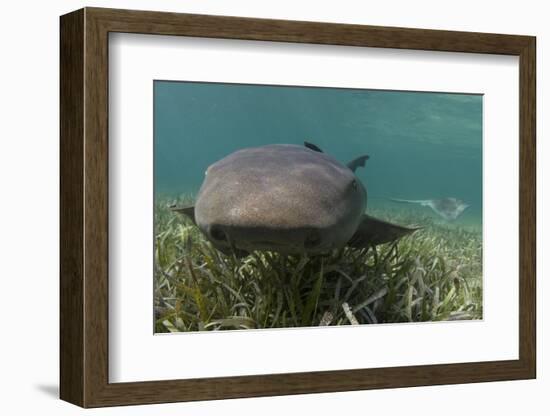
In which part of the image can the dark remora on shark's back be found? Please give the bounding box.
[172,142,419,256]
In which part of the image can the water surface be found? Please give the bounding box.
[154,81,482,227]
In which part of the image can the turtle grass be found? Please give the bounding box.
[154,197,482,332]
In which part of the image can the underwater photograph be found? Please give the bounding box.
[153,80,483,333]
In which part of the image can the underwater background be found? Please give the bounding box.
[154,80,482,229]
[153,80,483,332]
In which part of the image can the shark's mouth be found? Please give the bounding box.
[232,229,323,252]
[239,240,302,252]
[253,240,285,246]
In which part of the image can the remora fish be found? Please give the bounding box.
[173,142,419,256]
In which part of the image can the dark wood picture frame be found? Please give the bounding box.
[60,7,536,408]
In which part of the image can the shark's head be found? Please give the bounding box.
[194,144,367,254]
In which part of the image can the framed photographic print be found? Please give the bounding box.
[60,7,536,408]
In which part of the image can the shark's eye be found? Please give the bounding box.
[351,180,358,190]
[209,226,226,242]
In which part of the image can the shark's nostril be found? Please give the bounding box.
[209,226,226,242]
[304,231,321,249]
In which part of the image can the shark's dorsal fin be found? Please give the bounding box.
[170,205,196,224]
[347,155,370,172]
[304,141,323,153]
[347,214,420,248]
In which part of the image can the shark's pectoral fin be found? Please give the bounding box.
[304,141,324,153]
[347,215,420,248]
[170,205,196,224]
[347,155,370,172]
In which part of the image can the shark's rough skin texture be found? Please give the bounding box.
[389,198,470,221]
[173,143,418,255]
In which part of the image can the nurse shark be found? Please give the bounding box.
[172,142,419,256]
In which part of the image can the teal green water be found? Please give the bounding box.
[154,81,482,227]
